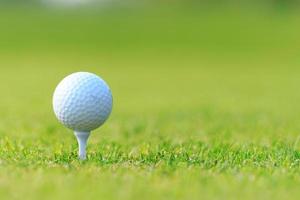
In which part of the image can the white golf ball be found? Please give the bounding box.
[53,72,113,132]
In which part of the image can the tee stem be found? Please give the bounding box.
[74,131,91,160]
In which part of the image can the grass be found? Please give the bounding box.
[1,5,300,200]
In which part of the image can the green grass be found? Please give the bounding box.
[1,5,300,200]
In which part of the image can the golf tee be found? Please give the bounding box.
[74,131,91,160]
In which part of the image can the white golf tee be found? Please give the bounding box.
[74,131,91,160]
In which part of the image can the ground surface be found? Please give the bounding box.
[1,5,300,200]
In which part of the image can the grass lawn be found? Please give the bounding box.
[1,5,300,200]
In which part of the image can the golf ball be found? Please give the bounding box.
[53,72,113,132]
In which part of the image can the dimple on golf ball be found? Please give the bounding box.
[53,72,113,132]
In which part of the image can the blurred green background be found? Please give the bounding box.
[1,1,300,200]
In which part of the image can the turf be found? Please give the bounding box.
[1,5,300,200]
